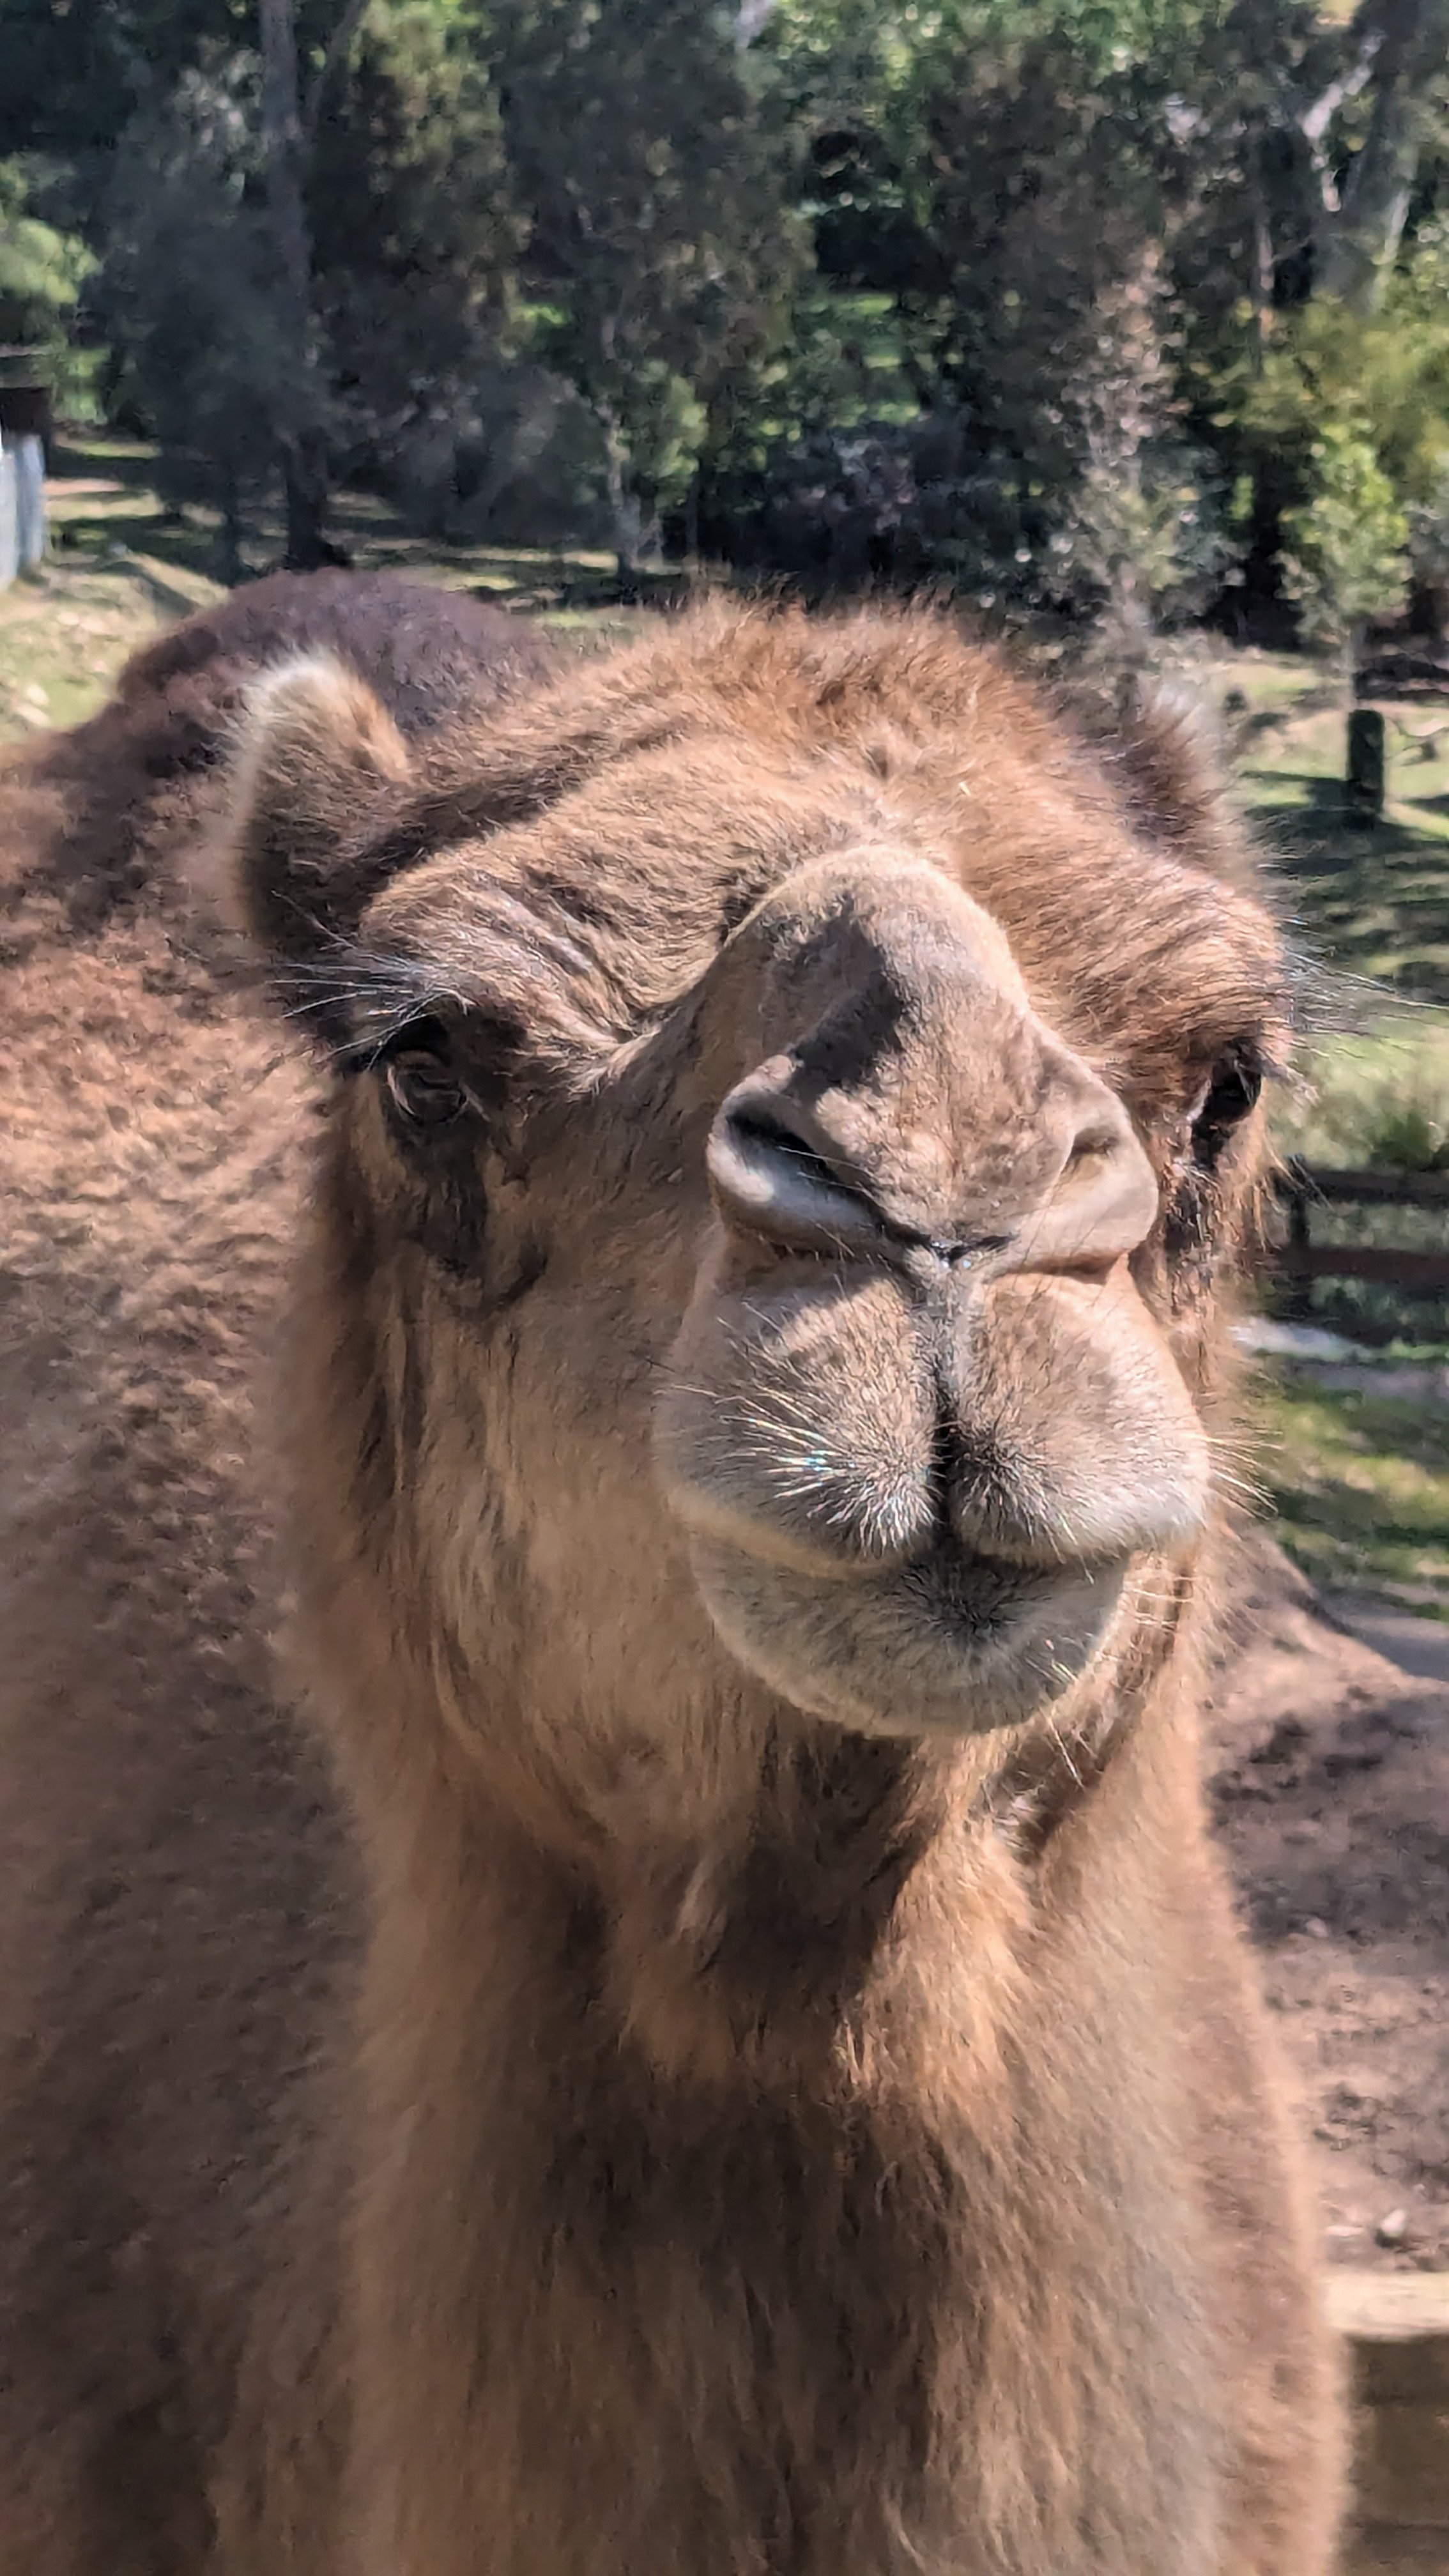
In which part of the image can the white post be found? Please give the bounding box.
[0,438,17,592]
[13,434,45,574]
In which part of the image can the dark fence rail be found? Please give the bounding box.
[1272,1160,1449,1299]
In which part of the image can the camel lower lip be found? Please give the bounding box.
[900,1544,1077,1634]
[683,1530,1130,1738]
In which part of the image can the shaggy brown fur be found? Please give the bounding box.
[0,568,550,975]
[0,581,1342,2574]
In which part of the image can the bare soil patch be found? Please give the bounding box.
[1209,1539,1449,2274]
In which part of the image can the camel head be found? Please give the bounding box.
[223,610,1286,1850]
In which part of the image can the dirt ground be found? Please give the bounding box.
[1208,1538,1449,2274]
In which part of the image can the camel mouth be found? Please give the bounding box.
[678,1525,1132,1737]
[654,1262,1207,1736]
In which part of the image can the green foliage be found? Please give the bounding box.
[1275,1021,1449,1173]
[1044,259,1240,640]
[0,161,93,337]
[1371,220,1449,503]
[1239,236,1449,508]
[754,0,1351,608]
[1409,455,1449,615]
[0,0,353,157]
[309,1,519,521]
[1261,1377,1449,1617]
[0,160,95,403]
[1279,419,1410,664]
[491,0,804,566]
[8,0,1448,610]
[95,56,309,569]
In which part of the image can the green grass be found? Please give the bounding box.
[1220,655,1449,1003]
[0,556,185,742]
[1191,656,1449,1608]
[1258,1378,1449,1617]
[45,429,659,620]
[1,433,654,746]
[1271,1012,1449,1169]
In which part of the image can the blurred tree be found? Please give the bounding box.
[7,0,1446,615]
[85,0,521,564]
[0,0,343,158]
[1280,417,1411,688]
[492,0,803,579]
[0,159,95,402]
[98,56,310,578]
[1407,458,1449,636]
[310,0,520,535]
[712,0,1445,612]
[1050,256,1239,656]
[256,0,334,565]
[1314,0,1449,311]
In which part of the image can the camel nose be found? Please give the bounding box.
[704,859,1159,1276]
[709,1069,1156,1273]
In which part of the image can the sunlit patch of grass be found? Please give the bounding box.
[1256,1377,1449,1615]
[42,432,674,625]
[1227,664,1449,1003]
[1272,1013,1449,1169]
[3,436,657,745]
[0,558,174,743]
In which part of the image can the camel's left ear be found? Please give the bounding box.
[222,653,414,973]
[1111,678,1262,893]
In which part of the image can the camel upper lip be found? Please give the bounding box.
[668,1487,1135,1595]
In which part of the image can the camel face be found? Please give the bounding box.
[227,613,1285,1775]
[655,852,1210,1736]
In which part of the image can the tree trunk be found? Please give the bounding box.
[1317,0,1449,310]
[214,475,245,585]
[257,0,333,567]
[1346,618,1365,709]
[284,434,335,572]
[1250,153,1274,372]
[597,400,642,595]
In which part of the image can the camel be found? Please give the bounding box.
[0,574,1343,2573]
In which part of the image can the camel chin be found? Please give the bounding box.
[680,1527,1131,1737]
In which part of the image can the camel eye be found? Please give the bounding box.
[1190,1047,1262,1168]
[381,1024,467,1131]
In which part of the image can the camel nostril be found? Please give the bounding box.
[709,1092,889,1258]
[711,1097,1016,1272]
[1064,1124,1122,1169]
[728,1111,855,1208]
[1022,1093,1160,1274]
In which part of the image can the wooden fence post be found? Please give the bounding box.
[1268,1163,1449,1309]
[1347,709,1386,827]
[1281,1169,1314,1320]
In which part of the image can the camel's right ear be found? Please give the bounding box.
[224,653,414,972]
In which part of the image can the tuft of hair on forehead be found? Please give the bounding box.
[1094,675,1260,894]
